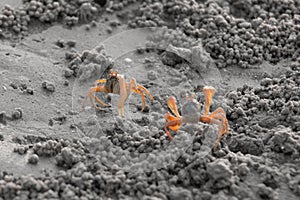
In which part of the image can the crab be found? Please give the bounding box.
[82,70,154,117]
[77,2,98,23]
[164,86,229,150]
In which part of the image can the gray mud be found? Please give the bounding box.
[0,0,299,199]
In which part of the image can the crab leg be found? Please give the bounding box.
[200,108,229,150]
[89,95,103,110]
[118,75,128,117]
[94,79,107,85]
[211,113,228,150]
[82,85,110,110]
[82,94,98,110]
[130,82,153,112]
[209,108,229,133]
[136,85,154,100]
[132,88,147,111]
[93,95,111,107]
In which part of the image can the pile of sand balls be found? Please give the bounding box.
[128,2,165,28]
[145,26,200,50]
[223,68,300,157]
[11,135,89,167]
[32,140,63,157]
[0,0,107,37]
[0,5,30,36]
[24,0,65,23]
[105,123,164,154]
[2,102,299,199]
[0,1,68,36]
[291,56,300,71]
[105,0,136,12]
[225,70,300,131]
[128,0,300,68]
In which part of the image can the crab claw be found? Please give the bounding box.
[164,112,181,131]
[167,96,181,118]
[164,112,181,140]
[203,86,216,115]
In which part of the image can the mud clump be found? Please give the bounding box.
[227,134,264,156]
[27,154,39,165]
[9,81,34,95]
[33,140,63,157]
[55,147,81,169]
[65,44,114,81]
[0,108,23,124]
[11,108,23,120]
[207,159,234,189]
[16,135,49,145]
[160,44,217,74]
[63,68,74,78]
[289,175,300,196]
[48,114,67,126]
[42,81,55,92]
[13,145,29,155]
[147,70,158,80]
[265,127,300,156]
[0,111,7,125]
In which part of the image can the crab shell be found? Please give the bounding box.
[105,74,121,94]
[181,99,201,124]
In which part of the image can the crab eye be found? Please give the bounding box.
[191,99,200,109]
[192,99,198,104]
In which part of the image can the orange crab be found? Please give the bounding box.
[164,86,229,150]
[82,70,154,117]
